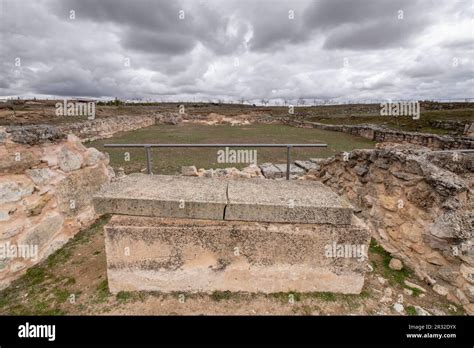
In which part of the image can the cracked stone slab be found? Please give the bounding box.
[294,160,320,171]
[226,179,353,224]
[259,163,305,178]
[93,173,228,220]
[273,164,305,177]
[259,163,283,179]
[310,158,327,164]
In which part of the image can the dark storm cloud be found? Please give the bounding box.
[304,0,431,49]
[0,0,471,101]
[54,0,248,55]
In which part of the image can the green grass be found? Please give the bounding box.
[269,291,302,303]
[54,288,70,303]
[95,279,110,302]
[210,290,233,302]
[369,239,411,287]
[442,303,465,316]
[116,291,133,302]
[47,248,72,267]
[23,267,47,286]
[309,292,337,302]
[406,305,417,316]
[405,286,422,297]
[88,123,375,175]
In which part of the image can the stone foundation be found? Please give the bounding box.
[104,216,370,294]
[95,174,370,294]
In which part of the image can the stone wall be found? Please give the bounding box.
[0,134,112,289]
[1,115,159,144]
[428,120,474,136]
[303,144,474,314]
[290,120,474,150]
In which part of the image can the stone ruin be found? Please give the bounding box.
[93,174,370,294]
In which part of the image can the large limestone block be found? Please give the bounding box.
[226,179,353,224]
[94,174,228,220]
[104,216,370,294]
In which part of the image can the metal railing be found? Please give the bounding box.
[103,143,328,180]
[431,149,474,153]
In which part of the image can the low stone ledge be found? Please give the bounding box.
[93,174,353,224]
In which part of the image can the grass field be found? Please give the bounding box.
[88,123,375,174]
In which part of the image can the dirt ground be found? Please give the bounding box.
[0,215,465,316]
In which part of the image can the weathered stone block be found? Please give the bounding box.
[258,163,283,179]
[226,179,353,224]
[0,176,34,204]
[104,216,370,294]
[94,174,228,220]
[57,164,109,217]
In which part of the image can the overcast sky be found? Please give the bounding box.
[0,0,472,103]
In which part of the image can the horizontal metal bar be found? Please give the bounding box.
[431,149,474,153]
[104,143,328,148]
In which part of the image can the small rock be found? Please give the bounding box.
[404,280,427,293]
[403,288,413,296]
[354,164,369,176]
[0,209,11,222]
[433,284,448,296]
[203,169,214,178]
[455,289,469,305]
[116,167,126,178]
[380,287,393,303]
[414,306,431,316]
[0,179,34,205]
[84,147,105,166]
[464,303,474,316]
[393,303,404,314]
[389,258,403,271]
[58,146,83,172]
[460,264,474,284]
[446,292,461,305]
[242,164,262,177]
[431,308,446,315]
[377,276,387,285]
[26,168,56,185]
[181,165,198,176]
